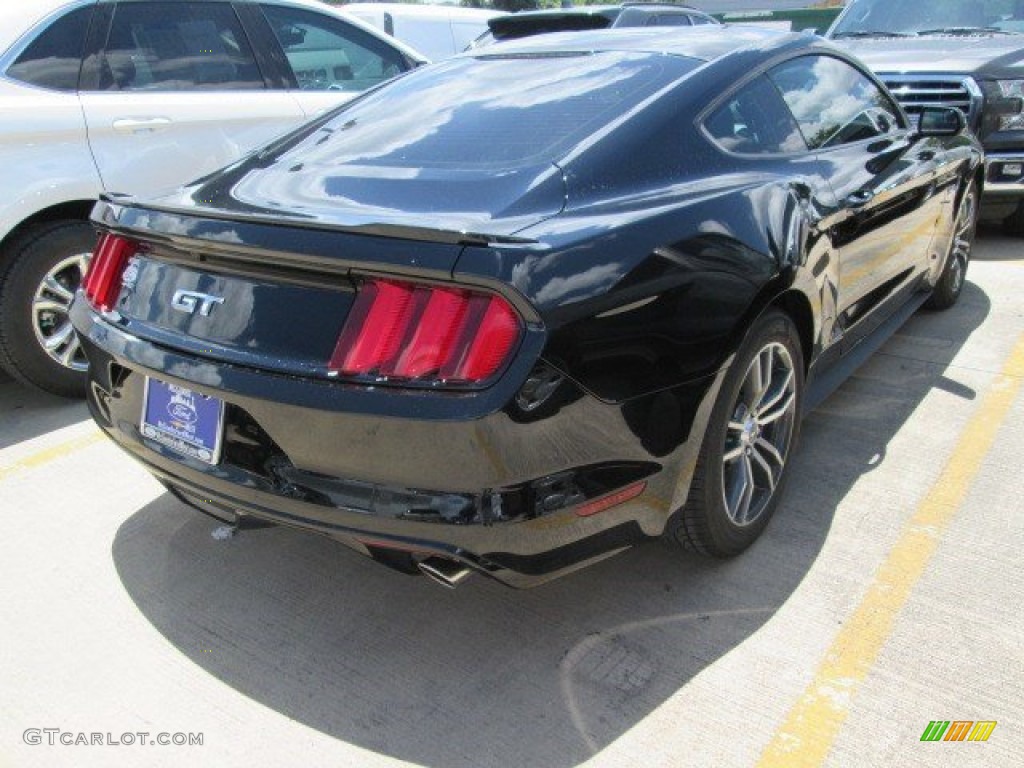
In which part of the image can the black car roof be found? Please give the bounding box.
[470,25,808,63]
[489,6,622,23]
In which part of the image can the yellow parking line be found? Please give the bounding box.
[756,332,1024,767]
[0,431,105,483]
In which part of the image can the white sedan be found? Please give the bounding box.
[0,0,426,396]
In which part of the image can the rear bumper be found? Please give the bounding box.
[74,300,718,587]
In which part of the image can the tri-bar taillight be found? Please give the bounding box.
[329,278,522,385]
[82,233,138,312]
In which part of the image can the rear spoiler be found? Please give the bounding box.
[93,195,539,248]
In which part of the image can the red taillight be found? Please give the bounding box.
[82,233,138,312]
[329,278,522,385]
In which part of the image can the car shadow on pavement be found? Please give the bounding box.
[111,282,989,768]
[973,222,1024,262]
[0,379,89,451]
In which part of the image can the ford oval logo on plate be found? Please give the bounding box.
[168,401,198,425]
[142,379,225,465]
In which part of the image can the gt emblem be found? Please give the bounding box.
[171,289,225,317]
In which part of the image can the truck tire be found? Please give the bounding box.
[0,220,96,397]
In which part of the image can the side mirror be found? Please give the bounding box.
[917,106,966,136]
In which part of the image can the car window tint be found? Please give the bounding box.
[647,15,692,27]
[96,2,263,91]
[768,55,902,150]
[6,7,91,91]
[705,75,807,154]
[260,4,407,92]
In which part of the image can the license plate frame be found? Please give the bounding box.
[141,378,225,466]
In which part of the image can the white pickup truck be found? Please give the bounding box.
[0,0,425,396]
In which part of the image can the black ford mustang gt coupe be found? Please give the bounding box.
[73,27,981,588]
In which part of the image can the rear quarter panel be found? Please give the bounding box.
[454,111,836,405]
[0,81,101,243]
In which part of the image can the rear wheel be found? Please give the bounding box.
[927,180,977,311]
[666,309,803,556]
[0,221,96,397]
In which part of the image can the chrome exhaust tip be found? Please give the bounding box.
[417,557,473,589]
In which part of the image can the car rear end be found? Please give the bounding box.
[72,196,673,587]
[69,46,715,587]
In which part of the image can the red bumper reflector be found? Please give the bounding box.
[329,278,522,385]
[574,481,647,517]
[82,233,138,312]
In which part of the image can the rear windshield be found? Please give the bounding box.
[283,51,696,170]
[489,14,616,40]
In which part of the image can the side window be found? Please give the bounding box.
[94,2,263,91]
[647,15,692,27]
[6,7,92,91]
[260,4,407,92]
[704,75,807,155]
[768,56,902,150]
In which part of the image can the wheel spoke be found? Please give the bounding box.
[755,437,785,471]
[728,419,746,433]
[723,444,745,463]
[33,298,69,316]
[760,348,774,399]
[734,455,755,524]
[757,366,794,416]
[42,322,73,350]
[77,253,91,279]
[755,348,774,406]
[758,390,796,425]
[955,192,976,243]
[42,274,75,304]
[59,334,82,366]
[745,353,764,406]
[749,445,776,492]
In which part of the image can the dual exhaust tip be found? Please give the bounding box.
[417,556,473,589]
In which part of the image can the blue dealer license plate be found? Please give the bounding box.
[141,379,225,465]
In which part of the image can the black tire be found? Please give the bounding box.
[1002,199,1024,237]
[927,180,978,311]
[665,309,804,557]
[0,220,97,397]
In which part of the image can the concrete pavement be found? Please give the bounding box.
[0,232,1021,768]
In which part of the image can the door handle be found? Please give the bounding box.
[845,189,875,208]
[112,117,172,134]
[916,150,936,161]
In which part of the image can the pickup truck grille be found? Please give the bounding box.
[881,77,980,128]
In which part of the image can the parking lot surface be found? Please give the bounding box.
[1,231,1021,768]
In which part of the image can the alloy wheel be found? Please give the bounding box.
[721,342,798,526]
[30,252,91,371]
[948,186,976,296]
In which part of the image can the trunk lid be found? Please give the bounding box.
[149,160,567,241]
[95,202,475,378]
